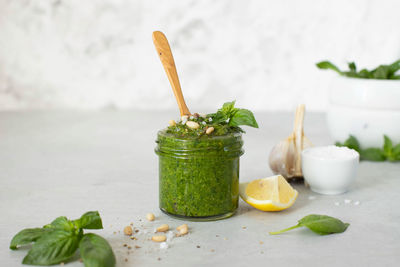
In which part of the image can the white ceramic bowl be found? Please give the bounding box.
[327,76,400,148]
[301,146,359,195]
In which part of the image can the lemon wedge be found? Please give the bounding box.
[239,175,298,211]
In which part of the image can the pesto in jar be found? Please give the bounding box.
[155,101,258,221]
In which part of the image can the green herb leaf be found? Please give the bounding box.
[336,135,360,152]
[79,233,116,267]
[317,59,400,79]
[348,62,357,72]
[10,228,52,250]
[298,214,350,235]
[22,230,81,265]
[74,211,103,230]
[360,148,386,161]
[44,216,74,231]
[269,214,349,235]
[316,61,342,74]
[229,108,259,128]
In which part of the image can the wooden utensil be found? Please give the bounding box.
[152,31,190,116]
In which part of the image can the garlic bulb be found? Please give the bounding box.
[269,105,313,180]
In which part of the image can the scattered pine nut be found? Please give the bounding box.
[135,245,141,249]
[206,127,214,134]
[124,226,133,236]
[152,235,167,242]
[259,241,264,245]
[146,213,155,221]
[186,121,200,129]
[168,120,176,126]
[123,244,127,247]
[176,224,188,236]
[156,224,169,232]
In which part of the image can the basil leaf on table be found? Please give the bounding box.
[10,228,52,250]
[74,211,103,230]
[79,233,116,267]
[23,230,81,265]
[44,216,74,231]
[229,108,259,128]
[269,214,349,235]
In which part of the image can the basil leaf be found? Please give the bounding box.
[348,62,357,72]
[372,65,391,79]
[298,214,350,235]
[10,228,51,250]
[316,61,342,74]
[317,59,400,79]
[44,216,74,231]
[220,101,236,116]
[270,214,349,235]
[229,108,259,128]
[23,230,81,265]
[74,211,103,230]
[393,144,400,160]
[336,135,360,152]
[360,148,386,161]
[79,233,116,267]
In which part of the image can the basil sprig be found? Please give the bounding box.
[10,211,115,267]
[336,135,400,162]
[209,101,259,128]
[270,214,349,235]
[316,59,400,79]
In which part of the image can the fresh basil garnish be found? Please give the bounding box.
[270,214,349,235]
[10,211,115,267]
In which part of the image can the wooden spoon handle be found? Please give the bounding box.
[152,31,190,116]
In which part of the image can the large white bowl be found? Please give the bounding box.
[327,77,400,148]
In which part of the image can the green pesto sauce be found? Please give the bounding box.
[155,130,244,218]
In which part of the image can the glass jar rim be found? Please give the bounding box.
[155,130,244,158]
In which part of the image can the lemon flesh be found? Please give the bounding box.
[239,175,298,211]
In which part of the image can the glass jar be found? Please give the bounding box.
[155,130,244,221]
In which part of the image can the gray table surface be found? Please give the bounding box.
[1,111,399,267]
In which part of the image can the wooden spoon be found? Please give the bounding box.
[152,31,190,116]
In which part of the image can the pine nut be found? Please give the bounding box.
[146,213,155,221]
[176,224,188,236]
[206,127,214,134]
[186,121,200,129]
[152,235,167,242]
[123,226,133,236]
[168,120,176,126]
[156,224,169,232]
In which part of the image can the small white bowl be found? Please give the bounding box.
[301,146,359,195]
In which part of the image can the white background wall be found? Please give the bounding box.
[0,0,399,111]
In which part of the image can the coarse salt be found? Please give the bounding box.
[334,202,340,206]
[344,199,352,204]
[302,145,359,160]
[308,196,316,200]
[354,201,360,205]
[160,242,169,249]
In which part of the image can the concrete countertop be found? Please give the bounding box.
[0,111,399,267]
